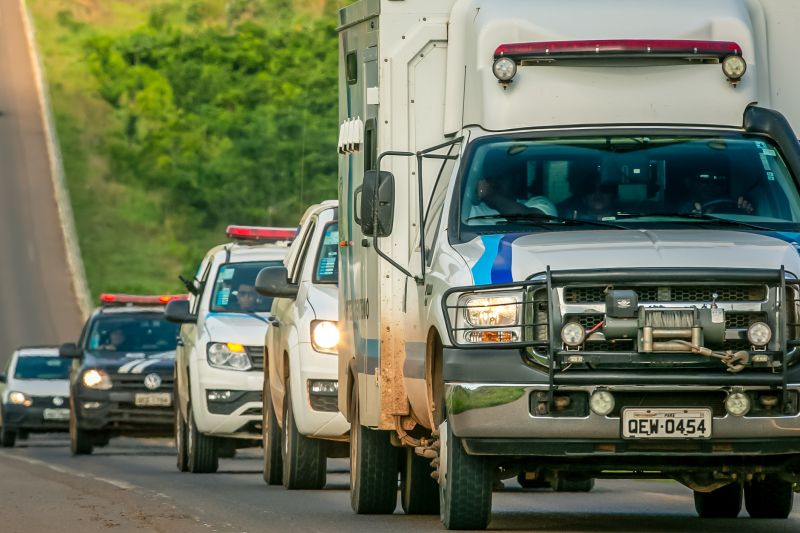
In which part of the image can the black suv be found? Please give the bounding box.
[60,294,183,454]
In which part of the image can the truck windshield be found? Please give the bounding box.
[209,260,283,313]
[14,356,72,380]
[458,134,800,236]
[86,314,179,356]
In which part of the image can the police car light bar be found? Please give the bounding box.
[494,39,742,61]
[225,225,297,242]
[100,294,189,306]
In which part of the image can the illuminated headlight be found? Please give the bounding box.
[8,391,33,407]
[725,392,751,417]
[462,294,519,327]
[721,55,746,81]
[493,57,517,82]
[207,342,252,371]
[560,322,586,348]
[747,322,771,347]
[590,390,615,416]
[82,369,112,390]
[311,320,339,354]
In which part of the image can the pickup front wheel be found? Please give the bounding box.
[186,406,218,473]
[282,385,326,489]
[262,383,283,485]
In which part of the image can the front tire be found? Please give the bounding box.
[349,387,399,514]
[694,482,742,518]
[1,427,16,448]
[282,386,327,490]
[401,447,439,514]
[69,409,93,455]
[263,383,283,485]
[175,406,188,472]
[439,421,492,530]
[186,406,218,473]
[745,476,794,518]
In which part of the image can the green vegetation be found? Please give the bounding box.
[28,0,340,297]
[447,386,526,415]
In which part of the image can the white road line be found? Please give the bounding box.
[0,450,138,490]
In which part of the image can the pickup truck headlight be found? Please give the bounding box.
[8,391,33,407]
[82,369,112,390]
[207,342,252,371]
[457,292,522,344]
[311,320,339,354]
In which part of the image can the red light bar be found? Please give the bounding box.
[226,225,297,242]
[494,39,742,61]
[100,294,189,306]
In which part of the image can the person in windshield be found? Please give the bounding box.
[100,328,128,351]
[560,182,618,220]
[235,283,258,312]
[469,159,557,220]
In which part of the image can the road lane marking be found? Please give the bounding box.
[0,450,138,491]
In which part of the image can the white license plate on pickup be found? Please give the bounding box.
[134,393,172,407]
[622,408,711,439]
[42,408,70,421]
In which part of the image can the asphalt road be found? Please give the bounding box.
[0,0,83,367]
[0,434,797,532]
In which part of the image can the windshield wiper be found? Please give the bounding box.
[612,212,771,230]
[466,213,629,230]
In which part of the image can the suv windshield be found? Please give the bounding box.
[14,356,71,380]
[458,134,800,237]
[210,260,282,313]
[313,222,339,284]
[86,313,179,355]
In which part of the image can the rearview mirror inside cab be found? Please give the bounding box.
[164,299,197,324]
[360,170,395,237]
[255,266,298,299]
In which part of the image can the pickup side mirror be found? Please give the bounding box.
[0,373,6,383]
[255,266,299,299]
[59,342,83,359]
[164,299,197,324]
[360,170,395,237]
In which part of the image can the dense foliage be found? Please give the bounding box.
[86,6,339,229]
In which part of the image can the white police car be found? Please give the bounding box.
[0,346,71,447]
[167,225,294,473]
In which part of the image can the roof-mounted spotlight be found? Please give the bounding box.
[492,56,517,84]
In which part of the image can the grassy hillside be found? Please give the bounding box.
[27,0,341,298]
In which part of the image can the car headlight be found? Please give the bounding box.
[311,320,339,354]
[8,391,33,407]
[207,342,252,371]
[82,369,112,390]
[461,294,519,327]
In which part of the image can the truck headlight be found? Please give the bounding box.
[721,55,746,81]
[207,342,252,371]
[461,294,519,327]
[311,320,339,354]
[8,391,33,407]
[82,369,112,390]
[493,57,517,82]
[747,322,771,347]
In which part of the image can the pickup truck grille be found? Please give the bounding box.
[111,373,174,392]
[564,285,767,304]
[245,346,264,371]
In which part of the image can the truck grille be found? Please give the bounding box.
[111,373,174,392]
[564,285,767,304]
[610,391,727,417]
[245,346,264,371]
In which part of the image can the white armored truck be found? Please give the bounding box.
[338,0,800,529]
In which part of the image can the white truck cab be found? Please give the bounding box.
[338,0,800,528]
[167,225,294,473]
[258,200,349,489]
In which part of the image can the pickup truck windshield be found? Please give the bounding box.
[14,356,72,380]
[458,134,800,235]
[86,314,179,356]
[210,260,282,313]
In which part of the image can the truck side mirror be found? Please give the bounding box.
[0,373,5,383]
[59,342,83,359]
[360,170,395,237]
[164,299,197,324]
[255,266,298,299]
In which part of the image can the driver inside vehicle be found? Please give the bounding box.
[100,328,128,351]
[469,159,557,220]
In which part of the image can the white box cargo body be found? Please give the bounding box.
[338,0,800,528]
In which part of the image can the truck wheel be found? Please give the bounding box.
[175,406,188,472]
[552,473,594,492]
[186,406,218,473]
[439,421,492,530]
[92,431,111,448]
[745,476,794,518]
[401,447,439,514]
[349,387,399,513]
[1,426,16,448]
[262,384,283,485]
[693,482,742,518]
[69,409,92,455]
[282,386,327,490]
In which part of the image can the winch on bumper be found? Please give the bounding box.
[441,268,800,475]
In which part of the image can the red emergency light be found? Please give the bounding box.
[100,294,189,306]
[226,225,297,243]
[492,39,746,84]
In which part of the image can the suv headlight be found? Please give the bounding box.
[207,342,252,371]
[311,320,339,354]
[82,369,112,390]
[457,292,522,344]
[8,391,33,407]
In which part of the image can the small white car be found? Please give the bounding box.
[258,201,348,489]
[0,346,71,447]
[167,225,294,473]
